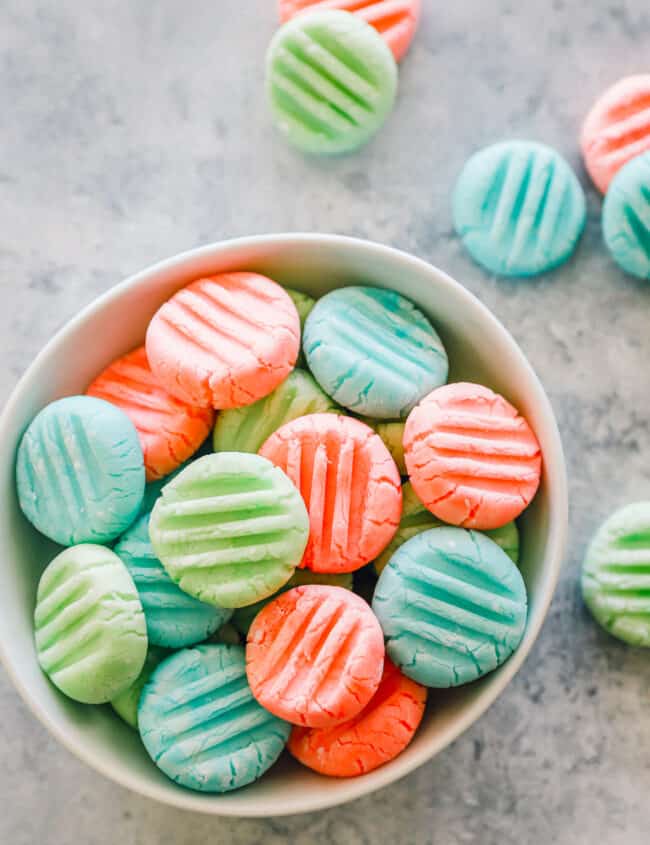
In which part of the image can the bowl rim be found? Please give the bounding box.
[0,233,568,816]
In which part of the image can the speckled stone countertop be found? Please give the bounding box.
[2,2,650,843]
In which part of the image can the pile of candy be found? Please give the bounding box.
[18,270,542,793]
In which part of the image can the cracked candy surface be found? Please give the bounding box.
[114,513,231,648]
[34,544,148,704]
[145,272,300,410]
[246,585,385,727]
[404,382,541,530]
[278,0,421,62]
[111,645,167,729]
[138,644,290,793]
[303,286,448,418]
[581,75,650,194]
[260,413,401,573]
[453,140,586,277]
[372,527,527,687]
[266,10,397,155]
[602,151,650,280]
[288,657,426,776]
[86,345,214,481]
[373,481,520,575]
[232,568,353,636]
[16,395,145,545]
[148,452,309,609]
[581,501,650,646]
[213,368,337,455]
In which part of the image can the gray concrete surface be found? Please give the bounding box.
[2,1,650,843]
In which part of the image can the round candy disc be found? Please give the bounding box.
[602,151,650,280]
[146,272,300,409]
[453,140,586,276]
[114,513,231,648]
[373,527,527,687]
[260,413,401,573]
[148,452,309,608]
[34,544,147,704]
[373,481,520,575]
[86,346,214,481]
[278,0,421,62]
[246,585,385,727]
[582,502,650,646]
[213,368,337,455]
[138,644,290,792]
[288,658,426,776]
[17,395,145,545]
[581,75,650,194]
[303,286,448,418]
[266,10,397,155]
[404,383,541,530]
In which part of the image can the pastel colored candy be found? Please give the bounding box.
[284,287,316,327]
[373,481,520,575]
[114,513,231,648]
[111,646,167,729]
[404,383,541,530]
[86,346,214,481]
[367,419,406,474]
[582,502,650,646]
[373,481,439,575]
[602,152,650,280]
[148,452,309,608]
[581,75,650,194]
[278,0,421,62]
[453,140,586,276]
[288,658,426,776]
[246,585,385,727]
[34,544,147,704]
[266,10,398,155]
[232,569,353,636]
[372,527,527,687]
[146,272,300,409]
[16,396,145,546]
[303,286,448,418]
[213,368,337,455]
[138,644,290,792]
[483,520,520,566]
[260,413,401,573]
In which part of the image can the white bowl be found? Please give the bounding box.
[0,234,567,816]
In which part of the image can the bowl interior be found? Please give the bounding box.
[0,235,566,816]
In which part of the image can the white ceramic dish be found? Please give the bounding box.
[0,234,567,816]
